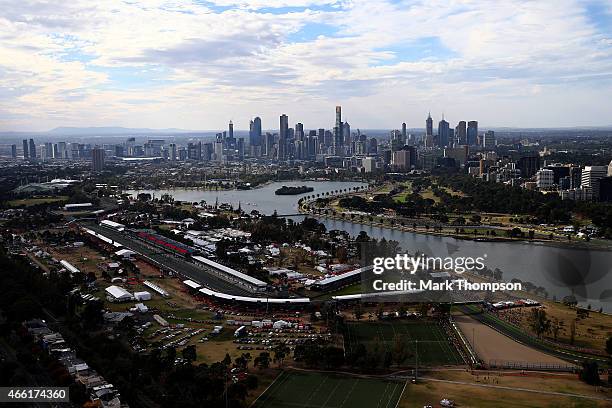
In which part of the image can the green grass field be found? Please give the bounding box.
[345,320,463,366]
[251,370,405,408]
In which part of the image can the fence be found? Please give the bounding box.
[487,359,577,372]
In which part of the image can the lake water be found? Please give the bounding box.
[128,181,612,311]
[128,180,367,215]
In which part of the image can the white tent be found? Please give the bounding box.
[105,285,133,302]
[133,291,152,301]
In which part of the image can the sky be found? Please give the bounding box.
[1,0,611,132]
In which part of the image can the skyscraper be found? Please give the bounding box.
[426,113,433,137]
[455,121,467,145]
[402,122,407,138]
[92,147,105,172]
[342,122,351,153]
[483,130,496,148]
[227,120,235,150]
[467,121,478,145]
[250,116,262,147]
[333,106,343,155]
[29,139,36,159]
[581,166,608,200]
[438,118,450,147]
[278,114,288,161]
[22,139,29,159]
[11,144,17,158]
[295,123,304,141]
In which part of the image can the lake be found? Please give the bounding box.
[128,181,612,311]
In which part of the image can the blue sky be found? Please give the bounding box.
[0,0,611,131]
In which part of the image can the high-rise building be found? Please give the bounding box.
[169,143,177,161]
[295,123,304,141]
[29,139,36,159]
[401,123,407,138]
[44,142,53,159]
[392,149,413,171]
[22,139,29,159]
[426,113,433,137]
[467,121,478,145]
[342,122,351,154]
[517,154,540,178]
[455,121,466,145]
[250,117,262,148]
[482,130,496,149]
[437,118,450,147]
[362,157,376,173]
[581,166,608,200]
[237,138,245,160]
[11,144,17,158]
[333,106,343,155]
[536,169,555,189]
[599,177,612,202]
[92,147,105,172]
[278,114,288,161]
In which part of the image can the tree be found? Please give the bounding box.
[222,353,232,366]
[182,345,197,363]
[529,308,551,338]
[551,318,562,341]
[354,304,363,320]
[273,344,288,366]
[254,352,270,369]
[579,361,600,385]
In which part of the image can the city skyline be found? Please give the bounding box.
[1,0,612,131]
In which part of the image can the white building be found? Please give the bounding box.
[581,166,607,199]
[362,157,376,173]
[536,169,555,189]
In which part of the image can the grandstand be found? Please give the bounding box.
[191,255,267,292]
[198,286,309,306]
[310,265,373,291]
[136,230,197,256]
[143,280,170,298]
[100,219,125,232]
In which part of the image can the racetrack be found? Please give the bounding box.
[454,314,570,366]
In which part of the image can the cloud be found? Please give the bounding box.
[0,0,611,130]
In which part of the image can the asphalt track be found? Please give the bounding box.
[83,223,254,296]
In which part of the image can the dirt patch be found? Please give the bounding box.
[455,314,569,365]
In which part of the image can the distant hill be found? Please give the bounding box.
[48,126,194,135]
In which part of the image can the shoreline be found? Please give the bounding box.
[299,207,612,251]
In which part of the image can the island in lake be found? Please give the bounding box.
[275,185,314,195]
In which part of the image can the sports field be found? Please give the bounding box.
[251,370,405,408]
[345,320,463,366]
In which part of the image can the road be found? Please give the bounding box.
[82,223,254,296]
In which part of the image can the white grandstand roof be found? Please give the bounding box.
[100,220,125,230]
[192,255,267,287]
[315,265,374,286]
[183,280,202,290]
[198,287,309,304]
